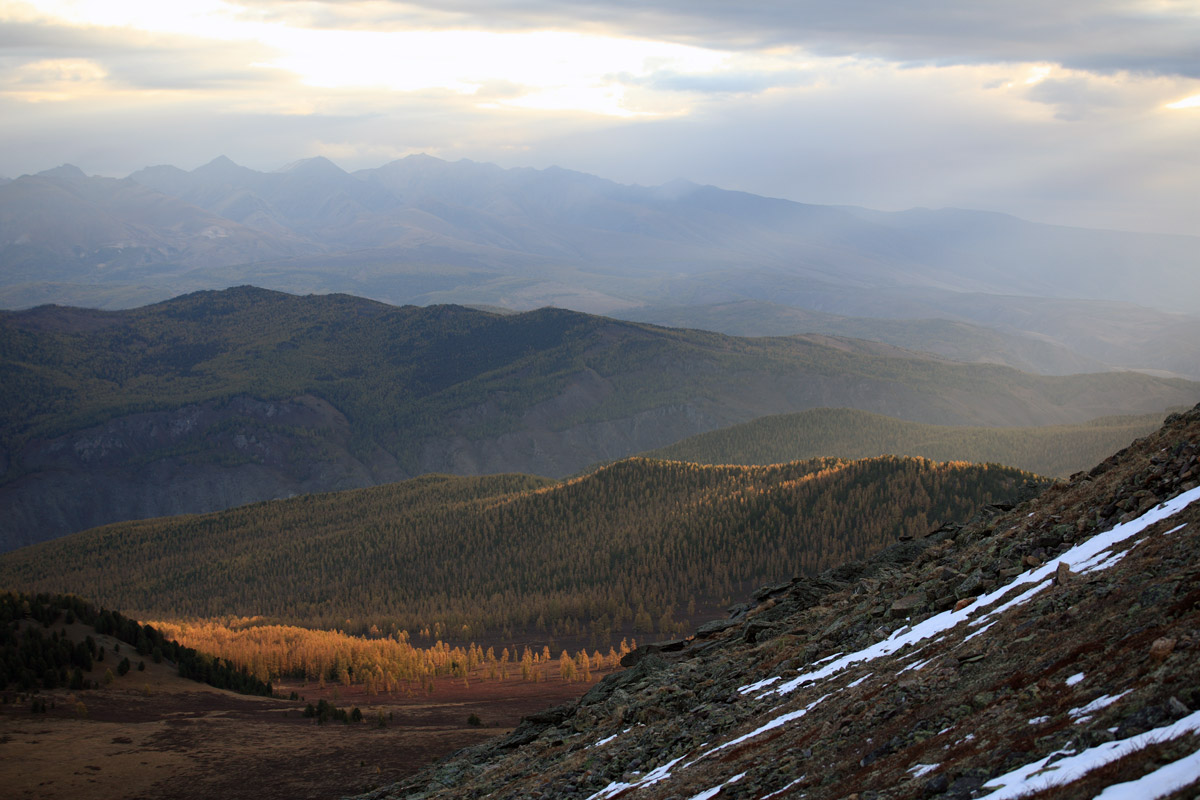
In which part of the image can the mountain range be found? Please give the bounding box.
[3,286,1196,551]
[1,155,1197,379]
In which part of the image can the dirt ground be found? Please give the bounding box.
[0,649,609,800]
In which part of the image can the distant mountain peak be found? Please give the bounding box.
[653,177,701,199]
[198,155,241,170]
[191,155,256,180]
[277,155,347,177]
[37,164,88,181]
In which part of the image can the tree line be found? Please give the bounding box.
[0,456,1046,650]
[0,590,271,696]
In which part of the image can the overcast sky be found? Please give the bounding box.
[2,0,1198,234]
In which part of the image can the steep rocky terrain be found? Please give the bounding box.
[0,394,403,552]
[354,403,1200,799]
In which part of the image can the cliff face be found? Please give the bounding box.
[355,404,1200,800]
[0,395,404,551]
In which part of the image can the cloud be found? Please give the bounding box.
[227,0,1200,78]
[0,0,1196,235]
[627,68,817,95]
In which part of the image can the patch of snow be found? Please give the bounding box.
[1164,523,1187,535]
[900,657,936,673]
[1076,542,1139,574]
[687,771,745,800]
[586,756,687,800]
[1028,716,1050,725]
[1069,690,1132,720]
[814,651,845,665]
[761,776,806,799]
[908,763,940,779]
[978,708,1200,800]
[592,728,630,748]
[769,487,1200,696]
[737,676,781,695]
[963,621,996,642]
[702,695,828,758]
[846,673,871,688]
[1066,672,1085,687]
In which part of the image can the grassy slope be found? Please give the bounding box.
[639,407,1170,478]
[0,457,1045,641]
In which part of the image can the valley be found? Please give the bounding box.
[0,644,606,800]
[1,157,1197,800]
[5,2,1199,797]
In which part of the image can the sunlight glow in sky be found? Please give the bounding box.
[3,0,1198,234]
[1166,93,1200,109]
[8,0,728,115]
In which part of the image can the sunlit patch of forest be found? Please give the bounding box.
[150,619,630,691]
[0,456,1046,658]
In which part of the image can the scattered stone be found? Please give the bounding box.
[956,647,986,664]
[1149,637,1177,662]
[694,618,739,639]
[889,593,926,617]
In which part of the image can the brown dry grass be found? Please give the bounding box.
[0,647,609,800]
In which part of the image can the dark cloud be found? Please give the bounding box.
[1025,76,1128,121]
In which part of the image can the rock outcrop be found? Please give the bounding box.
[351,403,1200,799]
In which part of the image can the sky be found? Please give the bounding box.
[2,1,1198,235]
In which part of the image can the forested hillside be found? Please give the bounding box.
[1,590,271,696]
[641,407,1169,478]
[353,410,1200,800]
[0,457,1045,648]
[3,286,1194,550]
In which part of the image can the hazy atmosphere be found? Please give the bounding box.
[3,0,1199,234]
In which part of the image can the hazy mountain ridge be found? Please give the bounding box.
[0,165,320,284]
[639,407,1170,478]
[351,404,1200,800]
[3,287,1196,550]
[2,155,1198,380]
[615,301,1112,376]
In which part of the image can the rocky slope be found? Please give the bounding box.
[0,394,404,552]
[353,403,1200,799]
